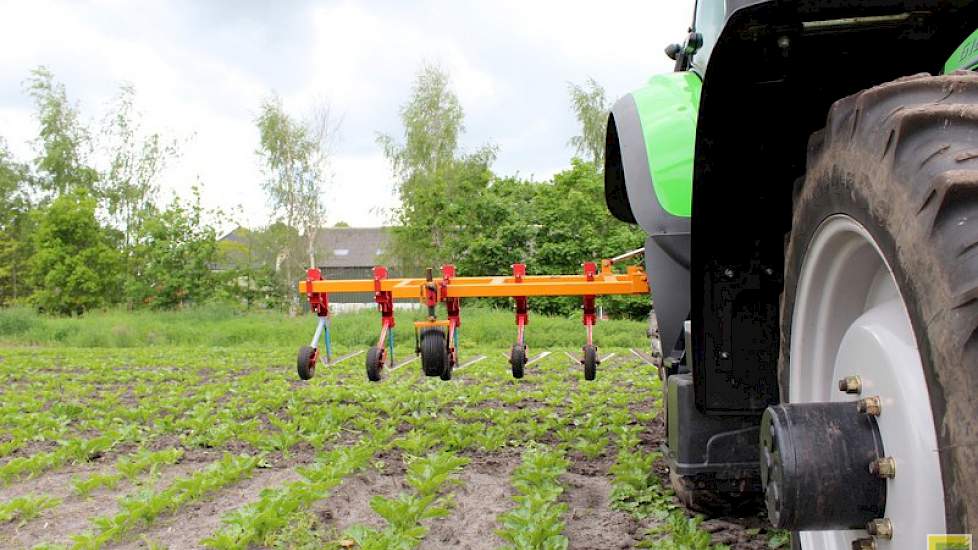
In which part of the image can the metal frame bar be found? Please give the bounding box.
[299,265,649,299]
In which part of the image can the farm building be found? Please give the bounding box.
[217,226,407,307]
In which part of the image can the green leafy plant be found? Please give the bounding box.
[0,493,61,524]
[496,447,569,550]
[638,512,730,550]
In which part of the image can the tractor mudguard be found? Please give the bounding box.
[945,27,978,72]
[605,71,700,354]
[605,71,700,232]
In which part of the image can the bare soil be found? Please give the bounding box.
[424,451,520,550]
[114,463,305,549]
[0,460,206,549]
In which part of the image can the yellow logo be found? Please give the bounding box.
[928,534,973,550]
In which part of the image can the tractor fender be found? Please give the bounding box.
[604,71,700,235]
[605,72,700,353]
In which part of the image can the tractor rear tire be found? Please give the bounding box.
[297,346,316,380]
[365,346,383,382]
[420,329,446,377]
[583,345,598,381]
[510,344,526,378]
[780,72,978,544]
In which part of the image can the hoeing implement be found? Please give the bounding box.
[294,253,649,382]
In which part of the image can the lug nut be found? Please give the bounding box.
[838,375,862,394]
[856,396,881,416]
[869,457,896,479]
[852,538,876,550]
[866,518,893,539]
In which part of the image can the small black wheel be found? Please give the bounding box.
[510,344,526,378]
[583,345,598,381]
[420,329,446,377]
[365,346,384,382]
[297,346,316,380]
[440,350,454,381]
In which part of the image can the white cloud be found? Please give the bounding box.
[0,0,696,228]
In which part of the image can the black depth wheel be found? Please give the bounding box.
[365,346,384,382]
[440,349,454,381]
[583,345,598,381]
[419,328,446,377]
[510,344,526,378]
[297,345,316,380]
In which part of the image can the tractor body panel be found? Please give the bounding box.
[606,72,700,354]
[605,72,699,231]
[604,0,978,509]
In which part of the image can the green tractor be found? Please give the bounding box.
[604,1,978,547]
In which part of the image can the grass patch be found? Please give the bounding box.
[0,305,647,349]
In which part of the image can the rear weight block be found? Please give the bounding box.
[760,402,886,530]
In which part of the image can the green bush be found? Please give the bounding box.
[0,307,37,336]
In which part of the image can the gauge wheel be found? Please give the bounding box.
[297,345,316,380]
[440,349,454,381]
[780,72,978,548]
[420,328,446,377]
[510,344,526,378]
[365,346,384,382]
[583,344,598,381]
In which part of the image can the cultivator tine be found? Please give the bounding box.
[330,349,365,365]
[600,352,616,363]
[629,348,656,366]
[525,351,550,366]
[390,355,419,371]
[454,355,487,371]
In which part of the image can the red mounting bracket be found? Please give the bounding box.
[373,266,395,330]
[306,267,329,317]
[441,264,460,328]
[582,262,597,345]
[513,263,528,345]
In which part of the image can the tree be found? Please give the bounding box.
[529,160,646,316]
[378,63,496,269]
[25,67,99,196]
[256,95,336,308]
[127,190,218,309]
[567,78,609,167]
[378,63,465,179]
[101,83,179,250]
[29,191,122,315]
[0,140,34,305]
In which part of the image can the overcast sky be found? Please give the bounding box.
[0,0,694,228]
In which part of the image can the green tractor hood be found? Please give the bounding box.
[605,71,701,236]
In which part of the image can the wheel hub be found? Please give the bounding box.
[788,215,945,549]
[760,402,886,530]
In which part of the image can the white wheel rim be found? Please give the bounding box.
[790,215,945,549]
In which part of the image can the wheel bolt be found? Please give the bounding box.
[852,538,876,550]
[866,518,893,539]
[838,375,862,394]
[856,396,881,416]
[869,457,896,478]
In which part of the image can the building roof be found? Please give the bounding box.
[314,226,391,268]
[216,226,393,269]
